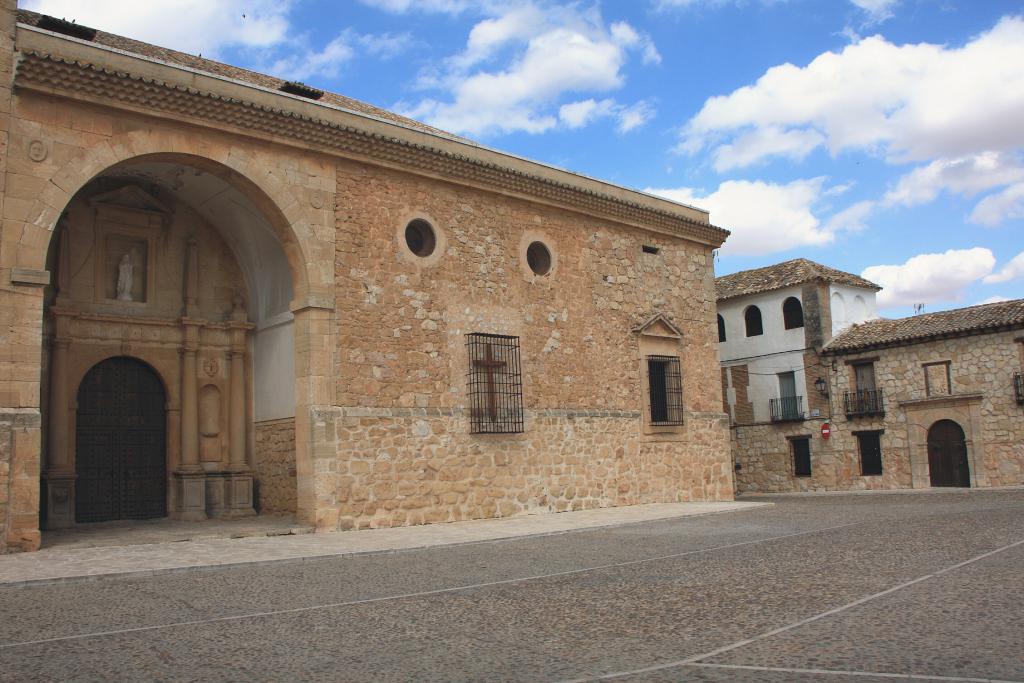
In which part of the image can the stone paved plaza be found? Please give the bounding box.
[1,490,1022,682]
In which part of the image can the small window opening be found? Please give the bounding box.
[405,219,436,258]
[856,431,884,476]
[647,355,684,426]
[783,297,804,329]
[792,437,812,477]
[467,333,524,434]
[526,241,552,276]
[744,305,763,337]
[642,245,660,255]
[717,314,727,343]
[38,15,97,41]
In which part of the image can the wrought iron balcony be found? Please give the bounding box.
[1015,372,1023,405]
[770,396,804,423]
[844,389,885,417]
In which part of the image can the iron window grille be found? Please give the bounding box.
[647,355,684,426]
[844,389,885,417]
[770,396,804,422]
[466,333,524,434]
[1015,372,1024,405]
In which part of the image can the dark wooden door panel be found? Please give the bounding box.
[928,420,970,488]
[75,357,167,523]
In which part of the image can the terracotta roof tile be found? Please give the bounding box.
[715,258,880,302]
[17,9,461,140]
[824,299,1024,353]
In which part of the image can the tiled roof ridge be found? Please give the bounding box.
[824,298,1024,353]
[15,8,460,141]
[715,257,880,301]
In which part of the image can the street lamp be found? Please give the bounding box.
[814,376,828,397]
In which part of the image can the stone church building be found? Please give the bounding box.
[0,5,733,552]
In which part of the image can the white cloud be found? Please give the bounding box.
[884,152,1024,208]
[558,98,655,133]
[646,177,841,256]
[267,34,355,81]
[357,0,476,13]
[24,0,290,57]
[850,0,898,23]
[399,5,659,136]
[863,248,997,309]
[679,16,1024,168]
[559,98,616,128]
[826,199,875,232]
[712,126,824,171]
[983,251,1024,284]
[616,100,656,132]
[978,295,1011,305]
[970,182,1024,226]
[266,30,412,81]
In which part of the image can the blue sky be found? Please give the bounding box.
[24,0,1024,316]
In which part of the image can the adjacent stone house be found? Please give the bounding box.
[716,259,881,491]
[720,256,1024,493]
[0,5,734,552]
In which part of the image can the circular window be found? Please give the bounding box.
[405,219,436,258]
[526,241,552,276]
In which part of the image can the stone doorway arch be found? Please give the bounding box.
[75,357,167,523]
[927,419,970,488]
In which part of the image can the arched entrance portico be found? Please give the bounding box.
[75,357,167,523]
[35,145,327,531]
[928,419,970,488]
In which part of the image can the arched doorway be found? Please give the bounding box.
[75,357,167,522]
[927,419,970,488]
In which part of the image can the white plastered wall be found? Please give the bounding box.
[830,284,878,335]
[718,286,809,423]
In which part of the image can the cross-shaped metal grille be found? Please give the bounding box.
[467,333,524,434]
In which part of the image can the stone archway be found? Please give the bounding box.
[24,137,336,535]
[928,419,970,488]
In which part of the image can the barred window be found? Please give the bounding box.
[647,355,683,426]
[466,333,524,434]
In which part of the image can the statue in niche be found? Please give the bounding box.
[115,252,134,301]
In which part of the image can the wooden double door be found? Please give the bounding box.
[75,357,167,523]
[927,419,970,488]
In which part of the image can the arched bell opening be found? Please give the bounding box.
[40,156,300,530]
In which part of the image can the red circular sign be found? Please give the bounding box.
[821,423,831,439]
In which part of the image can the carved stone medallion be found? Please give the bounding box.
[203,358,219,377]
[28,140,47,162]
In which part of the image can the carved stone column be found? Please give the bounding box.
[44,228,76,528]
[174,319,206,520]
[44,331,75,529]
[224,297,255,517]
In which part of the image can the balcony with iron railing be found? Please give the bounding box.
[1015,372,1023,405]
[844,388,885,417]
[769,396,804,423]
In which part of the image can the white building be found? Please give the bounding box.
[717,258,880,428]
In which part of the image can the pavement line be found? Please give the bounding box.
[0,521,863,649]
[685,663,1024,683]
[556,536,1024,682]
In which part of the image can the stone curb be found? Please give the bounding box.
[0,502,772,590]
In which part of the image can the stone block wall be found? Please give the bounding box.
[254,418,297,514]
[317,409,731,530]
[733,330,1024,494]
[329,160,733,530]
[0,409,41,552]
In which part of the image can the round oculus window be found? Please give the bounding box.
[405,219,436,258]
[526,241,552,276]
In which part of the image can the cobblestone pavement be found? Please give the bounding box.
[1,490,1022,682]
[0,502,763,586]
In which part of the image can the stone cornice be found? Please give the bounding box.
[14,48,730,247]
